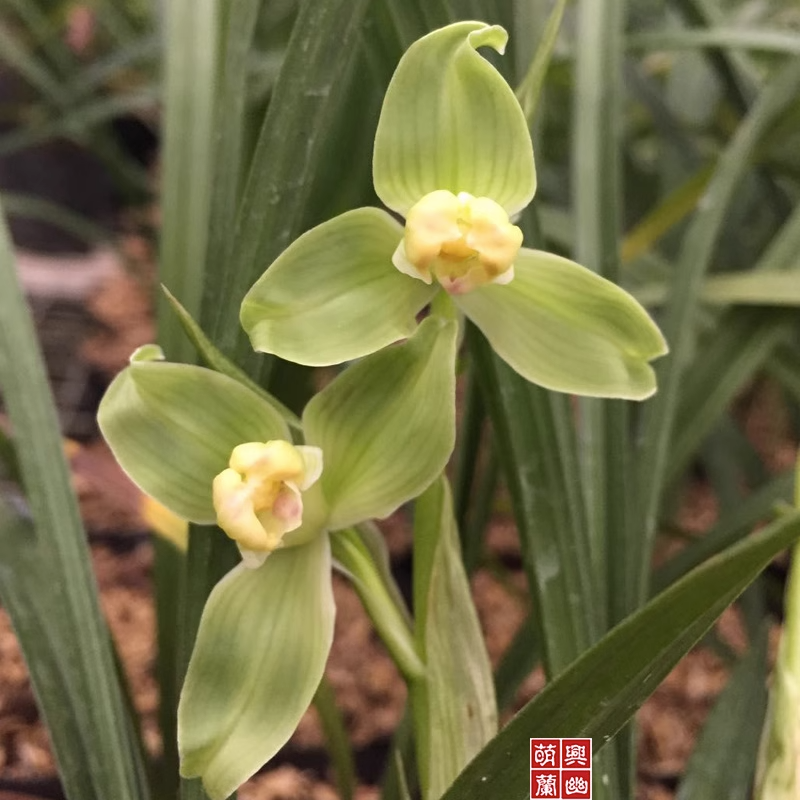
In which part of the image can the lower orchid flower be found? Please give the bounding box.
[98,317,456,799]
[240,21,668,401]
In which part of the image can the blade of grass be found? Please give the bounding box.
[2,0,77,77]
[623,58,703,172]
[1,191,111,247]
[676,624,769,800]
[628,28,800,56]
[0,203,150,800]
[461,442,499,573]
[151,536,184,798]
[514,0,569,124]
[573,0,629,622]
[313,678,356,800]
[634,272,800,308]
[620,165,713,264]
[0,89,159,157]
[637,198,800,486]
[384,0,450,50]
[700,419,767,514]
[380,713,418,800]
[653,470,794,593]
[769,348,800,405]
[494,614,540,712]
[666,309,795,484]
[452,362,486,542]
[670,0,758,109]
[0,21,65,106]
[93,0,143,46]
[69,34,159,99]
[0,498,152,800]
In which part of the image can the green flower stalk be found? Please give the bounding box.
[240,21,668,400]
[98,318,457,799]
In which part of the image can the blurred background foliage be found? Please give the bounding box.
[1,0,800,799]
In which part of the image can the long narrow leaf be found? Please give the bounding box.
[0,205,150,800]
[439,508,800,800]
[202,0,261,298]
[676,625,769,800]
[156,5,222,796]
[666,310,795,484]
[628,29,800,56]
[157,0,220,363]
[515,0,568,124]
[204,0,371,377]
[653,470,794,593]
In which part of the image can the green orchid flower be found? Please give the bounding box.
[98,317,456,800]
[240,21,667,401]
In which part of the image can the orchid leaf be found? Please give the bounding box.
[515,0,569,125]
[0,203,150,800]
[241,208,434,366]
[303,316,457,529]
[373,21,536,218]
[179,535,335,800]
[455,248,668,400]
[98,348,289,523]
[440,509,800,800]
[678,625,768,800]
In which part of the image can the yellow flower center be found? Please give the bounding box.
[212,440,323,562]
[392,190,523,294]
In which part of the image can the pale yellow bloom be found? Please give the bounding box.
[212,440,323,566]
[392,190,523,294]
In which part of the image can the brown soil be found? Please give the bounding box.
[0,248,793,800]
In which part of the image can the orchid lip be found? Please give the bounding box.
[212,440,323,565]
[394,190,523,293]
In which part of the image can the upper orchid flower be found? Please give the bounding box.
[98,318,456,799]
[240,21,667,401]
